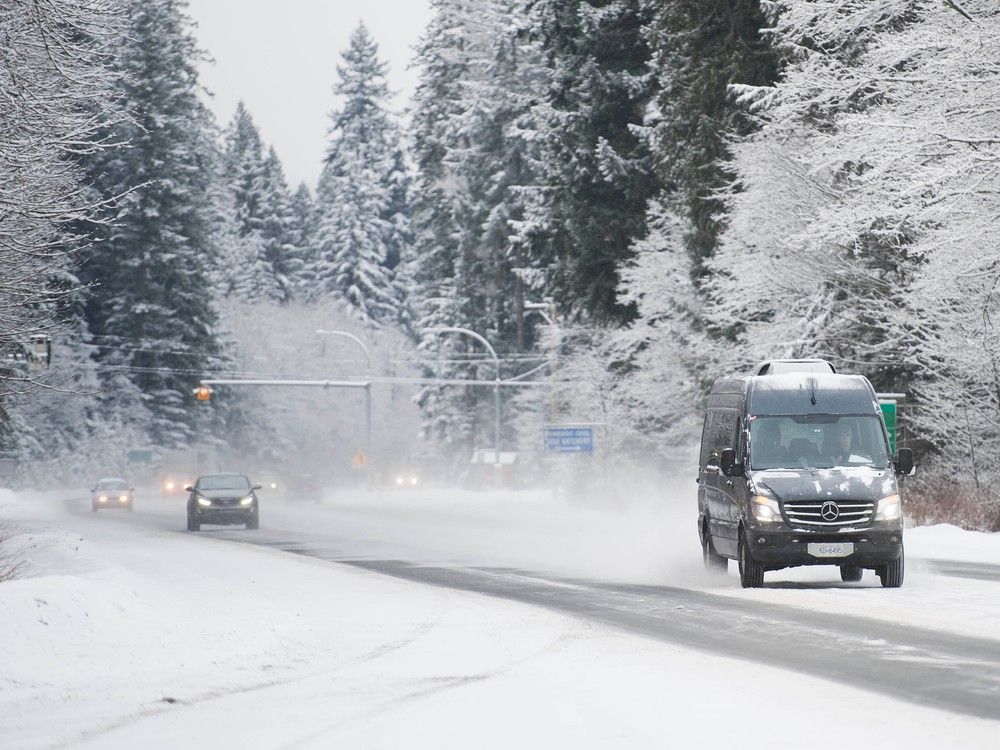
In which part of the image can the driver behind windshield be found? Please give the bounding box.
[753,421,786,467]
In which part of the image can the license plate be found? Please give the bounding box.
[808,542,854,558]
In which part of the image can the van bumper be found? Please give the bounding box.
[747,527,903,569]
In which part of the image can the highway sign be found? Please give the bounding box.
[544,426,594,453]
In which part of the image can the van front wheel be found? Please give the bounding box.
[738,532,765,588]
[878,549,904,588]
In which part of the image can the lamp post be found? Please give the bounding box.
[425,326,502,474]
[316,329,373,486]
[523,300,559,421]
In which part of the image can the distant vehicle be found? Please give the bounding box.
[256,474,284,497]
[161,474,193,498]
[753,359,836,376]
[392,470,421,489]
[698,371,913,589]
[91,478,134,512]
[186,473,260,531]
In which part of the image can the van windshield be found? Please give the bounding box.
[749,414,890,471]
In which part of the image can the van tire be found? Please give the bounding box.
[702,529,728,574]
[738,531,765,588]
[840,565,863,583]
[878,549,904,588]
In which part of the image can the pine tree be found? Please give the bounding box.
[313,23,408,327]
[520,0,658,323]
[260,146,301,301]
[218,102,285,302]
[79,0,224,447]
[645,0,777,279]
[289,183,318,296]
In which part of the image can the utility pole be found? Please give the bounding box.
[316,330,373,487]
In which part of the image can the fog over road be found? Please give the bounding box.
[60,488,1000,723]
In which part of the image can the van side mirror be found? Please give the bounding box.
[894,448,914,476]
[720,448,742,477]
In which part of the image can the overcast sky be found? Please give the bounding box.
[186,0,433,188]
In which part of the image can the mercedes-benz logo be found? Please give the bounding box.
[821,501,841,521]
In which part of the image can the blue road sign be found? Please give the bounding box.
[545,426,594,453]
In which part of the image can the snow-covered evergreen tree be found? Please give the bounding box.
[78,0,225,447]
[645,0,776,279]
[519,0,658,323]
[217,103,287,302]
[289,183,319,296]
[313,23,408,327]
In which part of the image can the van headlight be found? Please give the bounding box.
[876,494,901,521]
[197,496,212,507]
[753,494,782,523]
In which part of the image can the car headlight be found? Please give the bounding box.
[165,481,175,491]
[395,477,404,486]
[269,482,277,490]
[119,494,129,502]
[196,496,212,507]
[98,495,108,502]
[753,494,782,523]
[240,495,254,506]
[876,494,901,521]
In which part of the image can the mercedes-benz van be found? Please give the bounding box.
[697,370,913,588]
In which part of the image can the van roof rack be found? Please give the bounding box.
[753,359,836,376]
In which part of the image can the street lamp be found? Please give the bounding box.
[317,329,373,485]
[523,300,560,421]
[315,329,371,369]
[425,326,502,473]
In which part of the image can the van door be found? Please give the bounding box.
[700,410,740,556]
[715,412,744,556]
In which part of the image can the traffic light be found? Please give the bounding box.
[193,385,213,402]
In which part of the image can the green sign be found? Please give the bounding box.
[880,402,897,454]
[127,449,153,464]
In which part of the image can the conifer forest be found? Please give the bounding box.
[2,0,999,527]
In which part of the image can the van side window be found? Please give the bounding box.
[717,411,740,456]
[700,412,717,468]
[702,410,739,467]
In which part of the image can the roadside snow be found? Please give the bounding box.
[906,523,1000,564]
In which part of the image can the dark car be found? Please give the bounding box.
[186,473,260,531]
[697,369,913,589]
[92,477,134,512]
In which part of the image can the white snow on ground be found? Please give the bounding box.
[1,487,999,748]
[906,523,1000,564]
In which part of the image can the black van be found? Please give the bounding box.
[697,371,914,588]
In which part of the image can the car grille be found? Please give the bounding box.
[212,497,241,507]
[782,500,875,528]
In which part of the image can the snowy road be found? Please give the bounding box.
[4,486,1000,748]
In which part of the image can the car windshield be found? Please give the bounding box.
[749,414,890,471]
[197,474,250,491]
[96,479,128,490]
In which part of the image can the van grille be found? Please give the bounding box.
[782,500,874,528]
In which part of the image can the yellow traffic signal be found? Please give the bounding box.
[193,385,213,402]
